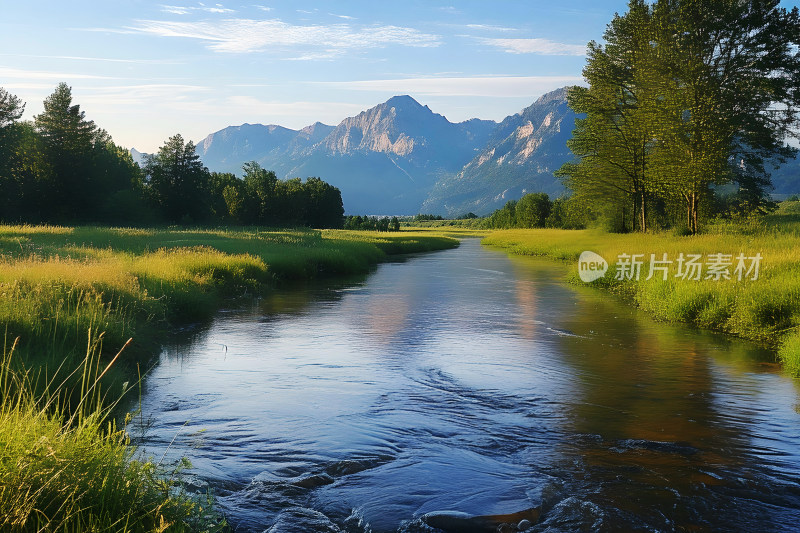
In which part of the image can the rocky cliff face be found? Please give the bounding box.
[423,87,577,216]
[192,89,578,215]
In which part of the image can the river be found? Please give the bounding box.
[130,239,800,532]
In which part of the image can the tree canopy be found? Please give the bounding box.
[0,84,345,228]
[558,0,800,233]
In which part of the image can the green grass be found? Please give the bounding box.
[0,332,226,532]
[0,224,458,532]
[482,216,800,376]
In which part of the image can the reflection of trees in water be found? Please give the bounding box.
[505,254,800,530]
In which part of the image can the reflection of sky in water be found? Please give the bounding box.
[132,240,800,532]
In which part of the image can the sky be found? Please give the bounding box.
[2,1,796,152]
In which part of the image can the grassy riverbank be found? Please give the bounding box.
[482,214,800,376]
[0,224,457,531]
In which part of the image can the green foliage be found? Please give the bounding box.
[0,85,345,229]
[484,193,588,230]
[0,334,227,532]
[0,87,24,128]
[559,0,800,234]
[414,214,444,221]
[343,215,400,232]
[144,134,210,224]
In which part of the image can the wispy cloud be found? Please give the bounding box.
[0,66,115,80]
[86,84,212,108]
[0,53,177,65]
[318,76,584,97]
[126,18,440,55]
[464,24,516,32]
[482,37,586,56]
[160,4,236,15]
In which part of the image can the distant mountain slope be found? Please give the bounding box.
[285,95,496,213]
[129,148,149,167]
[195,95,496,214]
[196,122,335,175]
[138,88,800,213]
[422,87,578,216]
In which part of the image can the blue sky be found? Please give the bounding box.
[2,1,794,152]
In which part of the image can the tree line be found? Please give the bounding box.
[0,83,344,228]
[483,193,589,230]
[556,0,800,234]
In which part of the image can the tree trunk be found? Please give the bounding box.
[640,189,647,233]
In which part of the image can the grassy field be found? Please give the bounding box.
[0,224,457,531]
[482,212,800,376]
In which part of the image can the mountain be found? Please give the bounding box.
[422,87,578,216]
[192,91,578,215]
[197,122,335,175]
[282,95,496,213]
[130,148,149,167]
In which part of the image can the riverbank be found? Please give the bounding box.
[482,215,800,376]
[0,224,458,531]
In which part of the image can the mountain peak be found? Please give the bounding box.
[383,94,421,108]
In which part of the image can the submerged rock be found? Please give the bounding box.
[265,507,342,533]
[421,508,541,533]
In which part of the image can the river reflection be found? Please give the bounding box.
[131,240,800,532]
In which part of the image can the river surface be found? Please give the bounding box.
[131,239,800,532]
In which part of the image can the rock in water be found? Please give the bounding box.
[422,511,496,533]
[265,507,342,533]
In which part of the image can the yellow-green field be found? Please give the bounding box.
[482,214,800,376]
[0,224,457,532]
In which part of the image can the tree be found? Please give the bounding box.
[516,192,552,228]
[557,0,661,232]
[144,134,210,223]
[303,176,344,229]
[34,83,99,221]
[560,0,800,233]
[0,87,24,129]
[208,171,240,221]
[241,161,278,224]
[652,0,800,233]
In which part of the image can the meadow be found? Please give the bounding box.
[482,210,800,376]
[0,224,457,531]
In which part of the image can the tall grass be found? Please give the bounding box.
[0,226,458,371]
[0,332,226,532]
[0,224,458,531]
[482,218,800,376]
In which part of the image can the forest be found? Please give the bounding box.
[0,83,344,228]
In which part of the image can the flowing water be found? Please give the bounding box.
[131,239,800,532]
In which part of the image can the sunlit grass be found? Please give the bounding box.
[0,224,458,530]
[0,225,458,368]
[482,219,800,376]
[0,333,226,532]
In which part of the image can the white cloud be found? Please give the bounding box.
[319,76,584,98]
[160,4,235,15]
[0,53,177,65]
[127,18,441,54]
[464,24,516,32]
[482,38,586,56]
[0,66,114,80]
